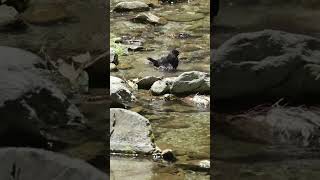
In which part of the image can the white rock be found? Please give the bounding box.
[110,76,136,106]
[110,108,156,154]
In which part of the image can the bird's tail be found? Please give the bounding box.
[147,57,159,67]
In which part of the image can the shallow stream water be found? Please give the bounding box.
[110,0,210,179]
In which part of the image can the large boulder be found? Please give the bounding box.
[110,108,156,154]
[171,71,210,94]
[213,30,320,102]
[150,71,210,95]
[0,46,85,147]
[0,147,107,180]
[110,76,136,107]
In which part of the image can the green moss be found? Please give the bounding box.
[110,34,126,56]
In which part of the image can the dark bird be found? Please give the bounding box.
[147,49,180,71]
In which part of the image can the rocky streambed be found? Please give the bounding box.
[110,0,210,179]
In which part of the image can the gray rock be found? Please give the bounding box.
[110,108,156,154]
[116,36,144,47]
[0,5,18,26]
[132,12,166,25]
[0,46,86,147]
[110,76,136,107]
[137,76,161,89]
[183,95,210,109]
[110,48,119,65]
[125,44,144,51]
[150,77,175,95]
[161,149,176,162]
[0,147,107,180]
[150,71,210,96]
[171,71,210,95]
[162,94,177,101]
[213,30,320,101]
[113,1,150,12]
[199,160,210,169]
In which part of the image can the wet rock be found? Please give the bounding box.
[110,48,119,72]
[126,44,144,51]
[115,36,145,52]
[220,105,320,147]
[176,161,210,172]
[150,71,210,96]
[161,149,177,162]
[110,76,136,107]
[183,95,210,109]
[0,46,86,147]
[132,12,167,25]
[127,79,138,90]
[21,3,69,25]
[150,77,175,95]
[213,30,320,102]
[113,1,150,12]
[115,36,144,47]
[171,71,210,95]
[175,32,193,39]
[110,108,156,154]
[0,5,20,28]
[137,76,161,89]
[0,147,108,179]
[162,94,177,101]
[199,160,210,169]
[110,63,118,72]
[110,48,119,65]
